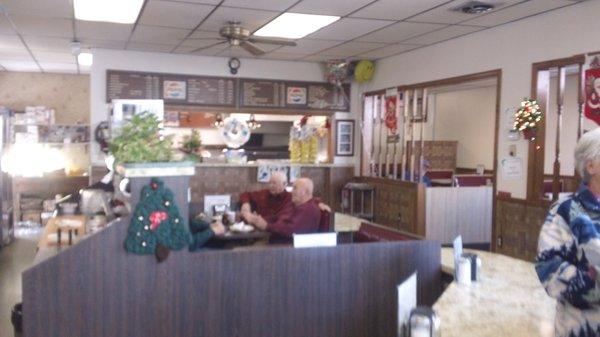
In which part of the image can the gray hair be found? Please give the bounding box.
[575,128,600,183]
[269,171,288,184]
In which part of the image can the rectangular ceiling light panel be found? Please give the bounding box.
[74,0,144,24]
[254,12,340,39]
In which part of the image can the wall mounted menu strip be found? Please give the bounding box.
[106,70,350,112]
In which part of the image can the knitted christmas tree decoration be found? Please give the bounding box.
[124,178,191,262]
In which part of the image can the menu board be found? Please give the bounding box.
[187,77,236,106]
[240,79,350,111]
[106,70,350,112]
[107,71,161,100]
[240,79,286,108]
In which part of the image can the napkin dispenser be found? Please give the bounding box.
[408,306,440,337]
[461,252,482,281]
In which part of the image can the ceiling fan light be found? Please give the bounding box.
[74,0,143,24]
[254,12,340,39]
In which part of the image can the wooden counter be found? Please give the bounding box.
[37,215,86,249]
[434,248,555,337]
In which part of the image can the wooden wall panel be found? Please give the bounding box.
[353,177,425,236]
[190,166,354,213]
[495,197,549,261]
[407,141,458,170]
[23,219,441,337]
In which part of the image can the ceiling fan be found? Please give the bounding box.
[212,21,297,56]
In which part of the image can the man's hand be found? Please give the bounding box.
[253,215,268,230]
[318,202,331,213]
[240,202,252,216]
[210,221,226,236]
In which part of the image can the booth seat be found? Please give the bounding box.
[354,222,420,243]
[453,174,493,187]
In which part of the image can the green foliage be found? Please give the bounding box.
[181,129,202,153]
[109,111,174,164]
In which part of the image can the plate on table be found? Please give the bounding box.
[229,222,254,233]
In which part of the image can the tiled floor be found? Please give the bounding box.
[0,230,40,337]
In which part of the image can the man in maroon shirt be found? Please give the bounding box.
[239,172,330,223]
[245,177,321,244]
[239,172,291,223]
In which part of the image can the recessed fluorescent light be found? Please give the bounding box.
[254,13,340,39]
[74,0,143,24]
[78,52,93,66]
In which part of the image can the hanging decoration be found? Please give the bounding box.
[354,60,375,83]
[324,59,350,86]
[513,98,543,141]
[123,178,190,263]
[289,116,328,163]
[585,56,600,125]
[384,95,398,134]
[220,117,251,148]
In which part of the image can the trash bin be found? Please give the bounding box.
[11,302,22,337]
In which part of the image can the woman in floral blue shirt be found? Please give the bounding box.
[536,128,600,337]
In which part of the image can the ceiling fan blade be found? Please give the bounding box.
[191,40,227,53]
[248,37,297,47]
[240,41,265,56]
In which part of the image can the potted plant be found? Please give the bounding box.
[109,111,195,177]
[180,129,203,162]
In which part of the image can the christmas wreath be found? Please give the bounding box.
[513,98,542,140]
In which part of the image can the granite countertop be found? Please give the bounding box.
[435,248,556,337]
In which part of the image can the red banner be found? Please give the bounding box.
[585,67,600,125]
[384,96,398,133]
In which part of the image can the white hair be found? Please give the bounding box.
[270,171,288,184]
[575,128,600,182]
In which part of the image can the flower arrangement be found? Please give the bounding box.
[513,98,542,140]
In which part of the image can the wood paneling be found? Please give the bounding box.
[495,197,550,261]
[190,166,353,213]
[406,141,457,170]
[23,219,441,337]
[353,177,425,236]
[426,186,493,244]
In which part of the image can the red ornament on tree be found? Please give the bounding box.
[149,211,168,231]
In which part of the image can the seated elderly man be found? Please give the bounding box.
[245,177,321,244]
[239,172,330,223]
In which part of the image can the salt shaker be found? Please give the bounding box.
[456,256,472,286]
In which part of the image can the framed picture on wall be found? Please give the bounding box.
[335,120,354,156]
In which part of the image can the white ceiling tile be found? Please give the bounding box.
[461,0,575,27]
[33,51,76,63]
[356,21,446,43]
[38,62,78,74]
[189,30,219,39]
[300,54,345,62]
[130,25,190,44]
[307,18,394,40]
[180,38,225,48]
[0,60,41,72]
[172,45,198,54]
[75,22,134,42]
[11,15,73,38]
[350,0,450,20]
[192,44,228,56]
[21,36,71,52]
[168,0,222,4]
[262,52,304,61]
[80,39,126,50]
[127,42,177,53]
[139,1,215,29]
[0,48,33,60]
[0,16,16,35]
[0,34,26,49]
[223,0,298,11]
[320,41,387,57]
[402,25,485,45]
[358,43,421,59]
[79,64,91,74]
[1,0,72,19]
[197,7,279,32]
[278,38,343,54]
[289,0,375,16]
[407,0,524,25]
